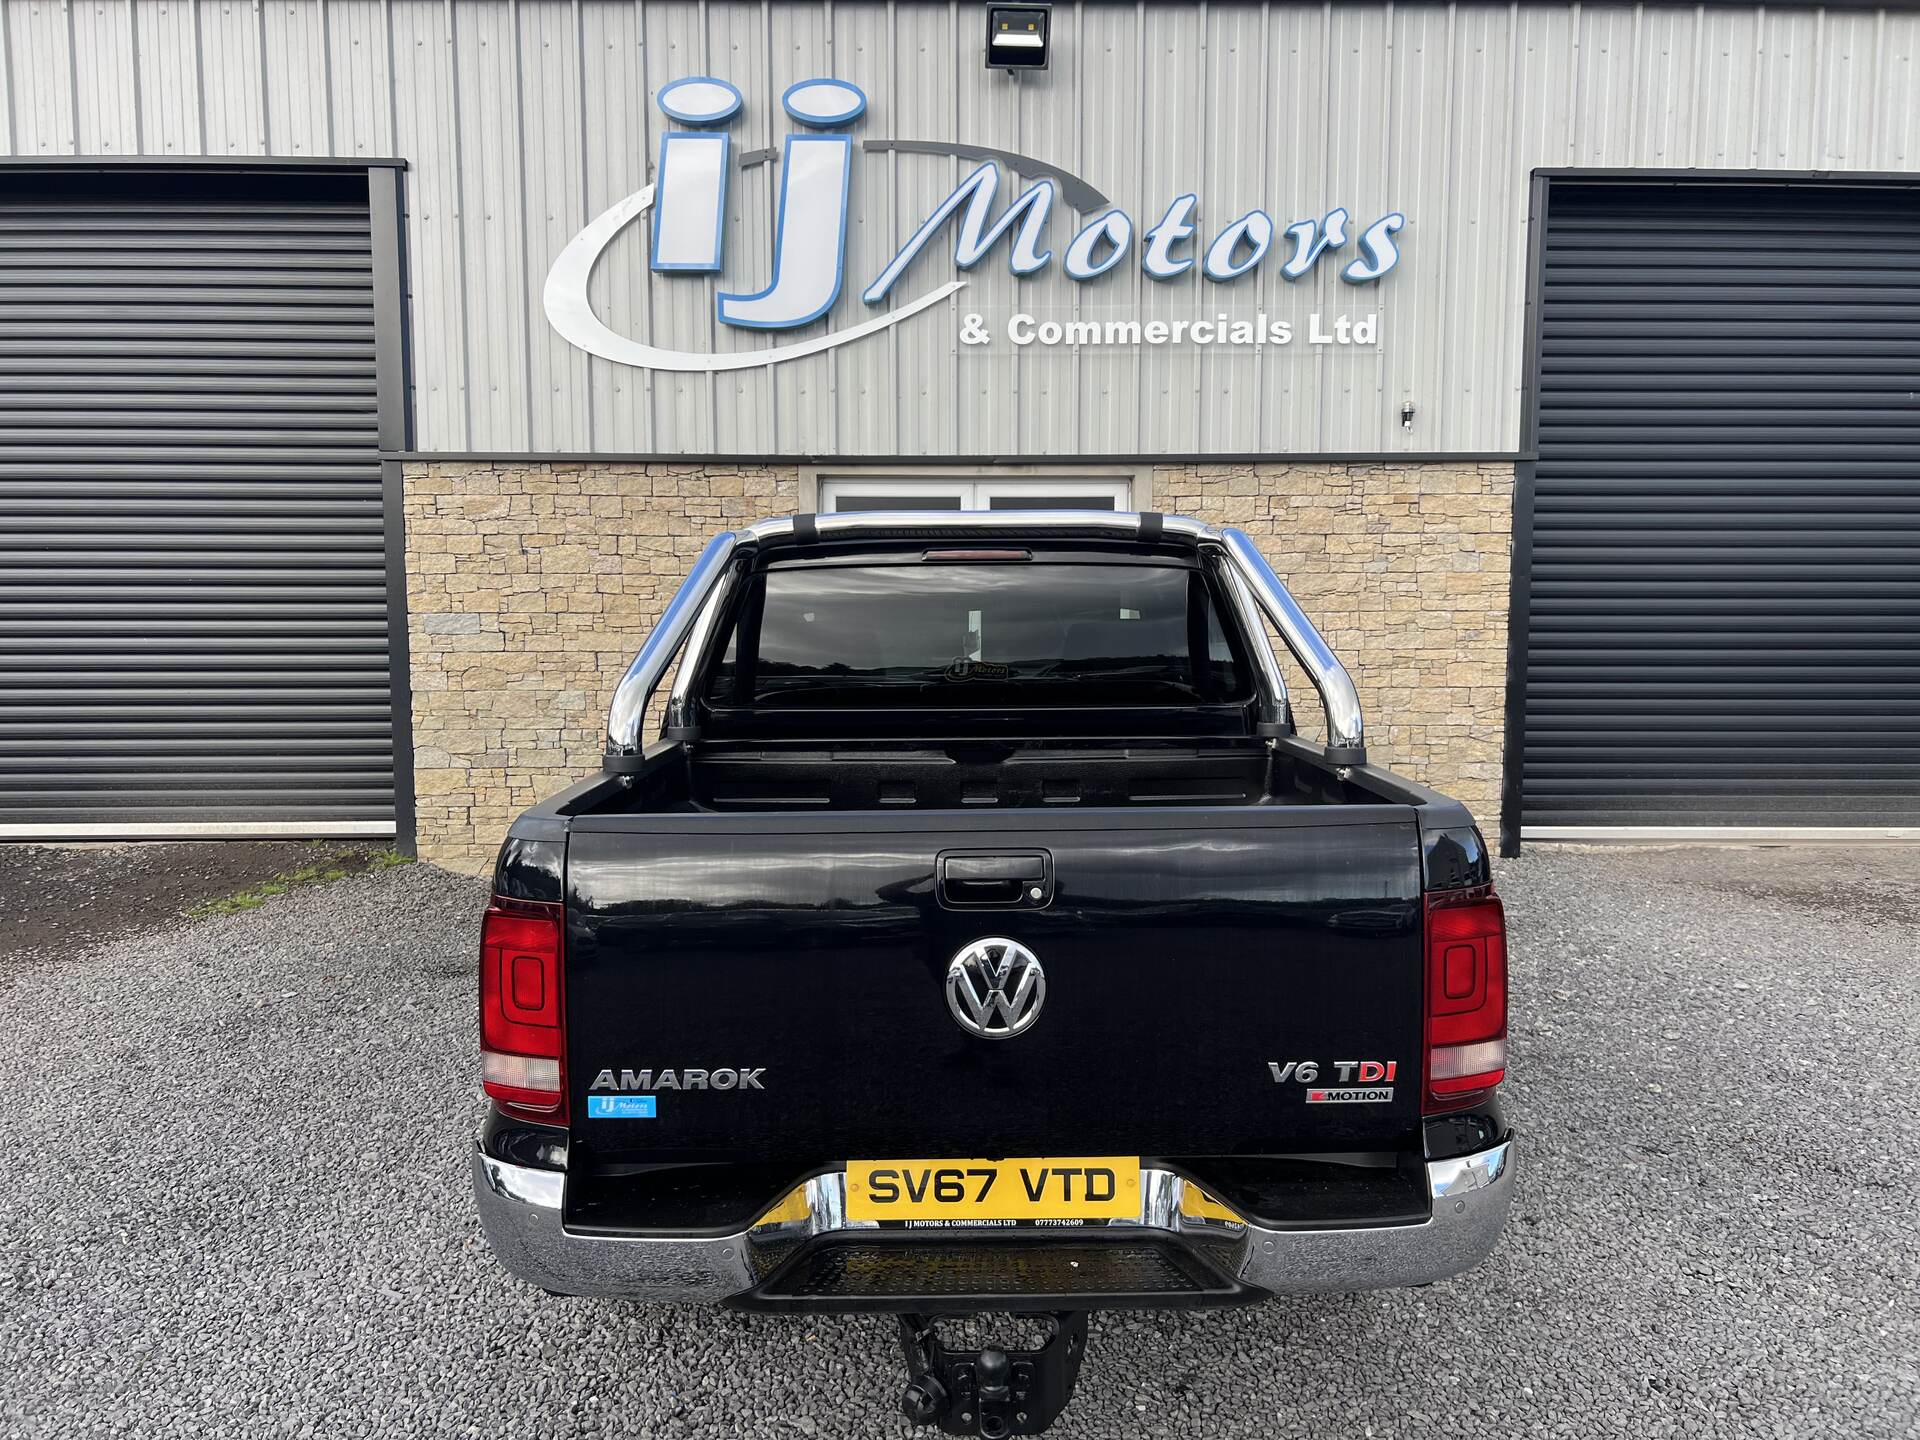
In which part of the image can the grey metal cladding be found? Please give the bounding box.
[0,169,396,835]
[1522,181,1920,829]
[10,0,1920,458]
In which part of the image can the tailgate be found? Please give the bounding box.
[563,810,1425,1168]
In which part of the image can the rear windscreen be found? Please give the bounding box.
[706,562,1249,708]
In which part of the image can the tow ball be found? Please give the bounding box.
[896,1312,1089,1437]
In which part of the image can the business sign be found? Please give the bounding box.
[544,75,1404,373]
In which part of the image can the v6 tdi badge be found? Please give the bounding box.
[1269,1058,1399,1104]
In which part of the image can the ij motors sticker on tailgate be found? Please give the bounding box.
[586,1096,657,1119]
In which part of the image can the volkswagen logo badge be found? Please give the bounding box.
[945,937,1046,1039]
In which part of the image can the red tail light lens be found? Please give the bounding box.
[1423,888,1507,1111]
[479,896,566,1123]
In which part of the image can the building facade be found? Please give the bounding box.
[1,0,1915,863]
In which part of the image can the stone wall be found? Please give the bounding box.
[403,460,1513,867]
[404,462,800,866]
[1158,462,1514,822]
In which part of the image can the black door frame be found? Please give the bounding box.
[1499,167,1920,856]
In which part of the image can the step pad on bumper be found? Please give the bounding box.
[740,1235,1251,1313]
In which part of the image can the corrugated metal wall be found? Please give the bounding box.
[5,0,1920,457]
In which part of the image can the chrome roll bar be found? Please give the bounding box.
[603,512,1366,767]
[1215,527,1367,763]
[661,554,746,739]
[602,530,740,755]
[1211,554,1291,734]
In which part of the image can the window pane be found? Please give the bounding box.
[986,493,1117,510]
[708,563,1248,708]
[829,492,969,511]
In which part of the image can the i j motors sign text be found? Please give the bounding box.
[545,74,1405,374]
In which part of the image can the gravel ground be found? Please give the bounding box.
[0,841,396,965]
[2,846,1916,1438]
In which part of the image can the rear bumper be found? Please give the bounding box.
[472,1137,1515,1308]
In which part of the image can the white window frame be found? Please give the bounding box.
[805,466,1143,514]
[974,477,1133,509]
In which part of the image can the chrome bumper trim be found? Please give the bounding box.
[1235,1138,1515,1295]
[472,1138,1515,1304]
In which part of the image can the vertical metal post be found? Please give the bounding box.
[1500,171,1552,857]
[370,164,418,852]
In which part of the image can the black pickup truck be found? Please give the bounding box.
[472,510,1514,1436]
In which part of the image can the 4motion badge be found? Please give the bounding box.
[1269,1058,1398,1104]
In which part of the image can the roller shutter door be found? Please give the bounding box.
[0,171,397,837]
[1523,181,1920,834]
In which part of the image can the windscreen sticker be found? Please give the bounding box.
[586,1096,658,1119]
[943,658,1011,681]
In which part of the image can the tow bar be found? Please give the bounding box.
[896,1312,1089,1437]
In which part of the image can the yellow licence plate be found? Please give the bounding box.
[845,1157,1141,1222]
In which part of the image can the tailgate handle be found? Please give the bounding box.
[937,851,1053,908]
[944,855,1045,882]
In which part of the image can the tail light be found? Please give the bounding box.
[1423,888,1507,1111]
[479,896,567,1124]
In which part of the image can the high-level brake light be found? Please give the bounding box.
[1423,889,1507,1111]
[480,897,567,1123]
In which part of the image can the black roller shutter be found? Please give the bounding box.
[1522,181,1920,833]
[0,170,399,837]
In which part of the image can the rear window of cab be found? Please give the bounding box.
[705,561,1251,709]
